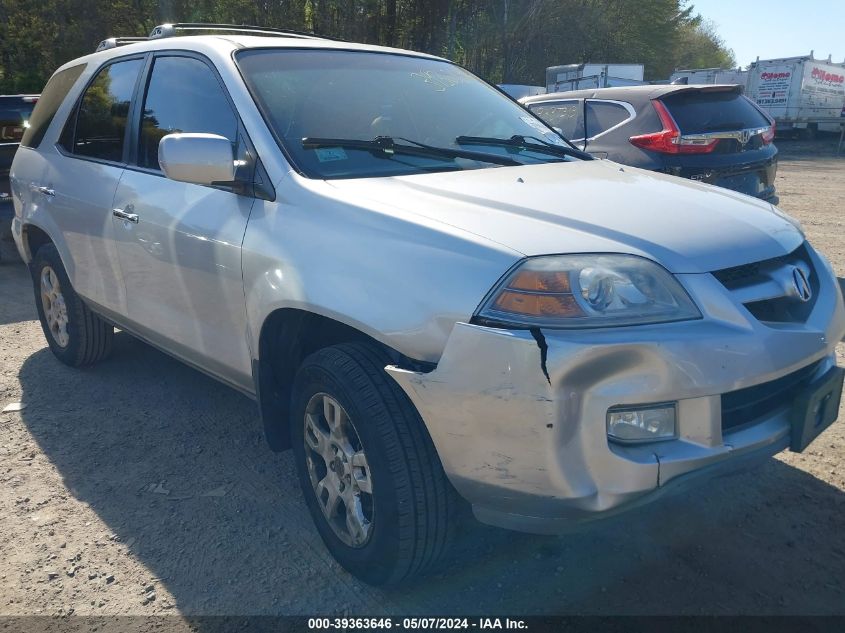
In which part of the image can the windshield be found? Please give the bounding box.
[236,49,577,179]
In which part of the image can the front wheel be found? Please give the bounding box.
[290,342,458,585]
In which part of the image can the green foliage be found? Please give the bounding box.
[0,0,736,93]
[673,18,737,71]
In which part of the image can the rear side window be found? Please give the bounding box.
[20,64,85,149]
[138,56,237,169]
[585,101,631,138]
[68,58,144,162]
[660,91,770,134]
[528,101,584,140]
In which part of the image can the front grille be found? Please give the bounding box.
[712,261,761,286]
[712,252,793,288]
[711,243,818,323]
[721,360,820,432]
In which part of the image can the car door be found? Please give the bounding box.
[45,56,146,315]
[526,99,586,149]
[111,53,256,391]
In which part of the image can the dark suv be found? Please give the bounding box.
[1,94,38,259]
[522,85,778,203]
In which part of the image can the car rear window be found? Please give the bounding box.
[660,90,770,134]
[0,97,37,143]
[20,63,86,149]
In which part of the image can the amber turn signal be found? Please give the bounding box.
[492,290,584,318]
[507,270,572,293]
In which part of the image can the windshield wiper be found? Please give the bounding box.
[455,134,591,160]
[301,136,522,167]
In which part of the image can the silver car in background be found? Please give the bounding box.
[9,24,845,585]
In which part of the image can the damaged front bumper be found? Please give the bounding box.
[386,252,845,534]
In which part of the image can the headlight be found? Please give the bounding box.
[476,254,700,328]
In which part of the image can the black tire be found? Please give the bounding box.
[290,342,459,585]
[31,243,113,366]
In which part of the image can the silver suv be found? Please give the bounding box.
[10,24,845,585]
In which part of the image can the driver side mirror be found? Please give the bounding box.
[158,133,235,187]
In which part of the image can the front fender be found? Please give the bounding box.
[241,181,521,365]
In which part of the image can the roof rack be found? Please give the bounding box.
[95,37,149,52]
[94,23,338,53]
[148,23,326,41]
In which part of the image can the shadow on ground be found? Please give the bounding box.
[775,135,844,160]
[0,261,36,326]
[15,328,845,617]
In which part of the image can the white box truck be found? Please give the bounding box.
[670,67,748,86]
[545,63,644,92]
[746,55,845,134]
[498,84,546,100]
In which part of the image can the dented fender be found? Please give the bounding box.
[386,322,661,527]
[385,292,841,534]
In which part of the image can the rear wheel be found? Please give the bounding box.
[290,342,458,585]
[32,244,113,366]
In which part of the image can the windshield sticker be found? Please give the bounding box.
[520,116,567,145]
[314,147,348,162]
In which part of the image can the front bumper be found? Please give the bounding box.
[387,246,845,534]
[667,152,778,204]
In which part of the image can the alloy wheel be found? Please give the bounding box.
[303,392,374,548]
[40,266,70,348]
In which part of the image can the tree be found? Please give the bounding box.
[0,0,736,93]
[673,18,737,71]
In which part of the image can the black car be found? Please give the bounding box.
[1,94,38,259]
[522,84,778,203]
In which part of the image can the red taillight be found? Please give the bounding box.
[761,121,775,144]
[629,100,719,154]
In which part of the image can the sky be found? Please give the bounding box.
[690,0,845,68]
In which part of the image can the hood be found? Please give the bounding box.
[323,159,803,274]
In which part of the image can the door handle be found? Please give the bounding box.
[112,208,139,223]
[36,186,55,197]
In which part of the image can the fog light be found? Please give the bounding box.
[607,404,676,443]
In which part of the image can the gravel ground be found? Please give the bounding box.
[1,137,844,622]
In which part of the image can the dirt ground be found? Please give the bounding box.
[1,137,844,622]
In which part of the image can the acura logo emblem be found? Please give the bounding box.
[792,267,812,302]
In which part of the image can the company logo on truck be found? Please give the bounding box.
[756,69,791,107]
[761,71,791,81]
[810,67,845,84]
[805,66,845,100]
